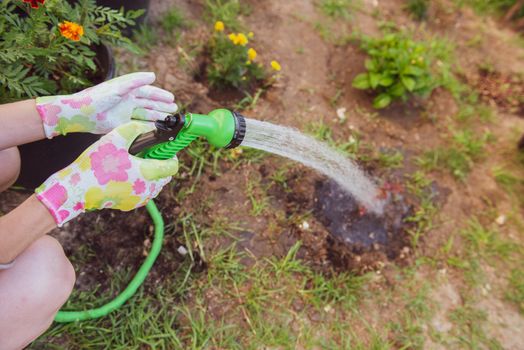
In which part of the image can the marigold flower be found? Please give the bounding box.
[214,21,225,32]
[270,60,282,72]
[23,0,45,9]
[236,33,248,46]
[229,33,248,46]
[59,21,84,42]
[248,32,254,38]
[228,33,238,43]
[247,48,257,62]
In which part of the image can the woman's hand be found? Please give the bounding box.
[35,72,177,138]
[35,121,178,226]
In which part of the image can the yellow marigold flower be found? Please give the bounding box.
[58,21,84,41]
[228,32,248,46]
[247,48,257,61]
[270,60,282,71]
[228,33,238,43]
[214,21,225,32]
[248,31,254,38]
[236,33,248,46]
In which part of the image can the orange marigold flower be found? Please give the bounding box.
[59,21,84,42]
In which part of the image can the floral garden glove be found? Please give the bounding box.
[35,121,178,227]
[35,72,178,138]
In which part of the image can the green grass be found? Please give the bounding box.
[404,0,430,20]
[132,23,159,50]
[449,303,504,349]
[417,130,491,180]
[455,0,524,19]
[161,7,187,34]
[376,149,404,168]
[319,0,354,19]
[506,268,524,314]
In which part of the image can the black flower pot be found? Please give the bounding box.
[15,43,116,190]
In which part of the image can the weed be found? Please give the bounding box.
[161,7,186,34]
[319,0,353,19]
[377,149,404,168]
[404,0,430,20]
[456,0,524,20]
[352,30,437,109]
[506,268,524,314]
[205,0,247,32]
[460,218,515,261]
[418,130,490,180]
[132,23,159,50]
[246,175,270,216]
[449,303,504,349]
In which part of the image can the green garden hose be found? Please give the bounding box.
[54,200,164,322]
[54,109,246,323]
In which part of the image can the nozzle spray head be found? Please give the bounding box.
[129,109,246,160]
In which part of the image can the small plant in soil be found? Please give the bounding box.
[206,21,280,90]
[0,0,142,103]
[352,30,437,109]
[319,0,353,19]
[404,0,429,20]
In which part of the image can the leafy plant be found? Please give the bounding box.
[207,21,279,90]
[352,30,437,109]
[0,0,142,103]
[405,0,429,20]
[319,0,353,19]
[160,6,186,34]
[205,0,247,31]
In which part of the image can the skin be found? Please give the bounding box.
[0,100,75,350]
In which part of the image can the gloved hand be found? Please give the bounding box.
[35,121,178,226]
[35,72,177,138]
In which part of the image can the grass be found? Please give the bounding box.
[404,0,430,20]
[319,0,354,19]
[161,7,187,34]
[506,268,524,314]
[417,130,491,180]
[449,303,504,349]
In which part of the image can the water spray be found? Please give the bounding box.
[55,109,382,322]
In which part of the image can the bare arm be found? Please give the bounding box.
[0,100,46,151]
[0,194,56,264]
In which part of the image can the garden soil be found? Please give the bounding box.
[1,0,523,347]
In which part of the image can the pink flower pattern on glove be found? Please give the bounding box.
[90,143,132,185]
[35,72,178,138]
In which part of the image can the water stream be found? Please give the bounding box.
[241,118,385,215]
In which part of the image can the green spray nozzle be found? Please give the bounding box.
[129,109,246,160]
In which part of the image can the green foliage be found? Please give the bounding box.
[506,268,524,314]
[0,0,141,103]
[319,0,353,19]
[456,0,524,19]
[352,30,437,109]
[207,28,266,89]
[418,130,490,180]
[405,0,429,20]
[160,7,186,34]
[205,0,247,32]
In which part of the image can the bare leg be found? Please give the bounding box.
[0,147,20,192]
[0,236,75,350]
